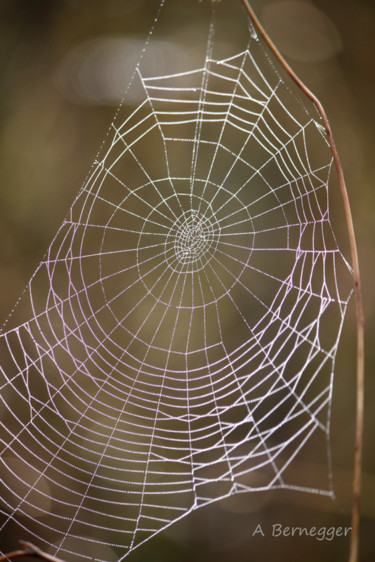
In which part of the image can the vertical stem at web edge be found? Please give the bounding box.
[239,2,365,562]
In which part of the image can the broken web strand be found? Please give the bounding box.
[0,0,358,561]
[239,1,364,562]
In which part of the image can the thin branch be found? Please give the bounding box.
[0,542,66,562]
[239,2,365,562]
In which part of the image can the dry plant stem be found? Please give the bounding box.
[239,2,365,562]
[0,542,66,562]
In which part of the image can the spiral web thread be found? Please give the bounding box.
[0,4,353,561]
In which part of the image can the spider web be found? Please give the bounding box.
[0,1,353,560]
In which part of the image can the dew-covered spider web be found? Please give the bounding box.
[0,1,353,560]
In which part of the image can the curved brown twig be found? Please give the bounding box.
[0,542,66,562]
[239,2,365,562]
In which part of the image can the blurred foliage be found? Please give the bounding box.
[0,0,374,560]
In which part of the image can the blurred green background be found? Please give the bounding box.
[0,0,374,560]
